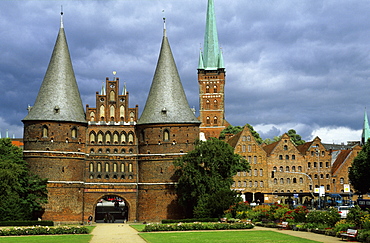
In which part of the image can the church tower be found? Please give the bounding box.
[136,19,200,221]
[22,12,87,222]
[198,0,228,140]
[362,109,370,145]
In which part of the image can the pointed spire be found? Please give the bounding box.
[138,21,200,125]
[198,49,204,69]
[60,6,64,29]
[100,82,106,95]
[122,82,127,95]
[201,0,222,70]
[362,108,370,144]
[23,11,86,124]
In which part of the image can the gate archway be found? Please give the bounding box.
[95,195,129,223]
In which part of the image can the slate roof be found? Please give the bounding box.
[23,15,86,124]
[138,27,200,125]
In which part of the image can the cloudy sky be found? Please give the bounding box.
[1,0,370,144]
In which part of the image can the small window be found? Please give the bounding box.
[164,130,170,141]
[105,163,109,172]
[128,163,133,172]
[71,127,77,138]
[42,126,48,138]
[89,163,94,172]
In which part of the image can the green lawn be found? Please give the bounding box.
[0,234,92,243]
[138,231,320,243]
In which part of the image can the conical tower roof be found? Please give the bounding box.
[23,13,86,124]
[138,23,200,125]
[362,109,370,144]
[200,0,224,70]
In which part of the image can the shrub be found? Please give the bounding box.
[306,209,340,227]
[362,214,370,230]
[142,222,254,232]
[0,226,88,236]
[334,219,356,233]
[347,205,366,228]
[162,218,219,224]
[282,206,309,223]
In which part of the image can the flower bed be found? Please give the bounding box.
[0,225,89,236]
[142,222,254,232]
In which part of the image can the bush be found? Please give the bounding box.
[0,226,89,236]
[306,209,340,227]
[347,205,366,228]
[161,218,219,224]
[0,221,53,226]
[142,222,254,232]
[334,219,356,233]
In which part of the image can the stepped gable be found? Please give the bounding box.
[23,13,86,124]
[262,140,279,156]
[138,24,200,125]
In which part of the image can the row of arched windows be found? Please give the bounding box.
[42,125,78,139]
[278,154,296,160]
[89,148,134,154]
[237,169,263,177]
[89,131,134,144]
[273,166,302,172]
[205,99,218,109]
[205,85,218,93]
[89,174,134,180]
[89,162,133,173]
[307,162,330,168]
[89,108,135,122]
[206,116,218,125]
[273,177,304,184]
[233,180,264,188]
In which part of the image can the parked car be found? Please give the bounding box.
[337,206,354,218]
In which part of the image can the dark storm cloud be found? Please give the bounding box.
[0,0,369,143]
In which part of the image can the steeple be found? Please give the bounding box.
[362,109,370,144]
[138,20,200,125]
[200,0,223,70]
[23,12,86,124]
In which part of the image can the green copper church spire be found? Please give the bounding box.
[200,0,223,70]
[362,109,370,144]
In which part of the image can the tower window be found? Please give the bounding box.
[71,127,77,138]
[213,99,218,109]
[213,116,218,125]
[206,85,210,93]
[213,85,217,93]
[206,116,210,124]
[42,126,48,138]
[164,130,170,141]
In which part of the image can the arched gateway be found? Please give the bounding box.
[94,195,129,223]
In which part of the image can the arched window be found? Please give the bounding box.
[110,90,115,101]
[164,130,170,141]
[105,163,109,172]
[97,163,102,172]
[292,166,296,172]
[100,105,105,119]
[340,178,344,184]
[213,99,218,109]
[283,145,288,150]
[279,155,283,160]
[286,166,290,172]
[279,166,283,172]
[110,105,115,119]
[113,163,117,173]
[213,85,217,93]
[287,178,291,184]
[254,169,257,176]
[128,133,134,144]
[299,177,303,183]
[285,155,289,160]
[280,178,284,184]
[98,132,103,144]
[293,178,297,183]
[259,169,263,176]
[121,132,127,144]
[206,85,210,93]
[260,181,264,187]
[89,163,94,172]
[298,166,302,172]
[130,112,135,122]
[206,100,210,109]
[71,127,77,138]
[128,163,133,172]
[90,111,95,122]
[308,162,311,168]
[90,132,96,144]
[206,116,210,124]
[120,163,125,172]
[120,105,125,120]
[213,116,218,125]
[42,126,48,138]
[105,133,111,144]
[274,178,277,184]
[273,166,277,172]
[292,155,296,160]
[113,132,119,144]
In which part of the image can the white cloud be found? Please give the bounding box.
[309,126,361,145]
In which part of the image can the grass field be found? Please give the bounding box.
[0,234,92,243]
[0,226,95,243]
[138,231,320,243]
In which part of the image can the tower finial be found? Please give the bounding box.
[60,5,64,28]
[162,10,166,37]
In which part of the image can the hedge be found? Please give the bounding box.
[0,226,89,236]
[0,221,53,226]
[143,222,254,232]
[161,218,219,224]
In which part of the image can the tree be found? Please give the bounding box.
[349,139,370,194]
[287,129,305,145]
[219,125,243,140]
[0,138,48,220]
[245,124,263,144]
[174,139,250,218]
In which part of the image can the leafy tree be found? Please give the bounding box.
[287,129,305,145]
[219,125,243,140]
[263,136,281,145]
[349,139,370,194]
[245,124,263,144]
[174,138,250,218]
[0,138,48,220]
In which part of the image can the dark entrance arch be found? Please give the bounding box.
[95,195,128,223]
